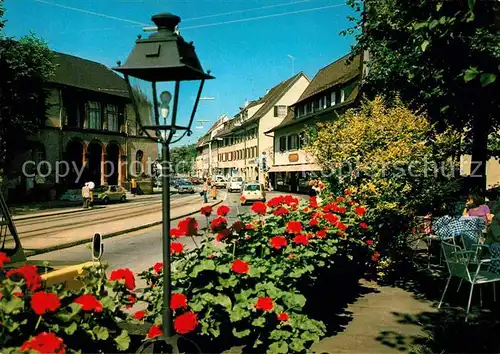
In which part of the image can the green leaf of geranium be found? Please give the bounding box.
[190,259,216,277]
[464,67,479,82]
[480,73,496,87]
[232,328,251,338]
[230,305,249,322]
[268,341,289,354]
[65,322,78,335]
[101,296,116,311]
[252,316,266,327]
[283,293,306,309]
[115,330,131,351]
[290,338,306,352]
[2,296,23,314]
[215,294,232,310]
[94,326,109,341]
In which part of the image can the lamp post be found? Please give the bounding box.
[113,12,214,348]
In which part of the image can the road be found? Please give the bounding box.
[29,191,293,277]
[4,192,214,252]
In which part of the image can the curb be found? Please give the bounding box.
[13,195,164,221]
[25,198,224,257]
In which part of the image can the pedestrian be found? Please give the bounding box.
[87,181,95,208]
[211,180,217,200]
[81,183,90,209]
[131,178,137,197]
[202,178,209,203]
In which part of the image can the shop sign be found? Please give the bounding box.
[288,153,299,163]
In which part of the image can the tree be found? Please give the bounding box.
[343,0,500,190]
[0,0,56,176]
[170,144,197,175]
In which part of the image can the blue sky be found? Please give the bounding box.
[3,0,357,145]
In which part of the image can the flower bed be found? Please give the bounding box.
[0,191,376,354]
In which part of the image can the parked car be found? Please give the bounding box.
[93,185,127,204]
[240,182,266,205]
[227,176,244,192]
[213,176,227,188]
[190,177,202,185]
[174,180,195,194]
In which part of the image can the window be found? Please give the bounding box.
[340,89,345,103]
[295,107,300,118]
[323,96,328,109]
[287,134,299,150]
[279,136,287,152]
[106,104,118,131]
[302,105,307,115]
[275,105,287,118]
[318,98,323,110]
[330,92,336,106]
[135,150,144,174]
[88,102,101,129]
[326,94,331,107]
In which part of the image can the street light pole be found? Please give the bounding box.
[161,141,172,337]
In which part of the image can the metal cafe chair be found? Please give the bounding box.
[439,240,500,322]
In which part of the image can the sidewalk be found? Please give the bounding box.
[310,280,436,353]
[22,194,223,256]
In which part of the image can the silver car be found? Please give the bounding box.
[175,180,195,194]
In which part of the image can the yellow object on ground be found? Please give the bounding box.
[41,261,99,290]
[212,186,217,199]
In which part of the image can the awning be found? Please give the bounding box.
[268,164,322,173]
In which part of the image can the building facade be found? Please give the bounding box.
[266,53,361,193]
[211,72,310,183]
[7,52,158,202]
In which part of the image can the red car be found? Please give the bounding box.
[190,177,202,185]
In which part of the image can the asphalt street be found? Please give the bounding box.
[29,191,291,277]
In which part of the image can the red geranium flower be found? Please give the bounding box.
[350,200,357,206]
[171,293,188,310]
[126,295,137,309]
[74,294,103,312]
[231,221,245,232]
[277,312,289,321]
[31,291,61,315]
[216,228,231,242]
[174,311,199,334]
[273,207,289,216]
[336,222,347,230]
[171,242,184,255]
[355,206,367,217]
[344,189,352,195]
[245,235,251,240]
[147,324,163,339]
[255,297,274,311]
[178,217,198,236]
[336,196,345,203]
[231,259,249,274]
[200,205,213,217]
[14,292,24,297]
[251,202,267,215]
[324,213,339,225]
[170,228,183,238]
[133,310,146,320]
[6,265,42,292]
[309,218,319,227]
[245,223,255,230]
[0,252,10,269]
[153,262,164,274]
[372,251,381,262]
[217,205,231,216]
[21,332,66,354]
[210,216,228,232]
[109,268,136,290]
[309,196,318,209]
[360,222,368,229]
[286,221,303,234]
[293,234,309,246]
[316,230,327,239]
[284,195,299,206]
[366,239,374,245]
[267,196,284,208]
[269,236,288,250]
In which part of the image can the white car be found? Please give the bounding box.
[227,176,244,192]
[213,176,227,188]
[240,182,266,205]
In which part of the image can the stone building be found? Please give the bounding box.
[7,52,158,202]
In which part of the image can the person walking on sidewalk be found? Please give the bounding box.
[211,180,217,200]
[82,183,90,209]
[202,178,209,203]
[131,178,137,197]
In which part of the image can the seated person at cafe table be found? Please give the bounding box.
[463,193,492,224]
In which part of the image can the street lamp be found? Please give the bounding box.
[113,12,214,348]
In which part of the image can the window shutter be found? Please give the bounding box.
[274,106,278,117]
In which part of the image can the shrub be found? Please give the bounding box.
[307,96,461,279]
